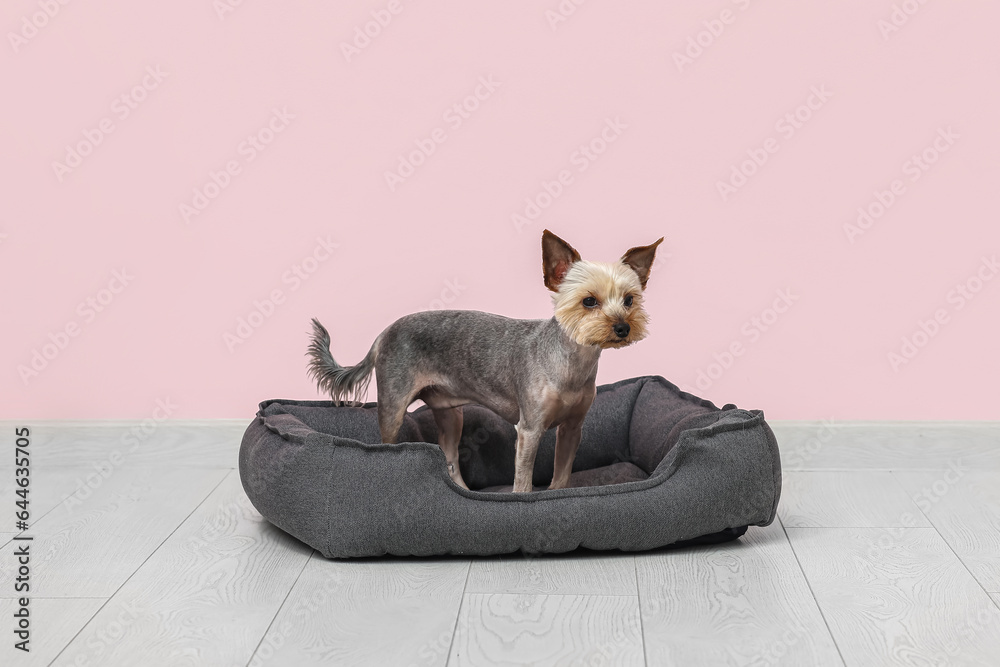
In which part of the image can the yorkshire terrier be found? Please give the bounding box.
[307,230,662,493]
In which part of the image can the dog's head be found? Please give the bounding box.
[542,229,663,349]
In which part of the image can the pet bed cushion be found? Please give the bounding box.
[239,376,781,558]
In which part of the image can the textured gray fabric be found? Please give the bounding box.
[239,375,781,558]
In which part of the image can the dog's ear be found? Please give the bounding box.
[621,237,664,289]
[542,230,582,292]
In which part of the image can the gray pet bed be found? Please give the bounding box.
[239,375,781,558]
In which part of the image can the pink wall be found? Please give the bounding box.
[3,1,998,420]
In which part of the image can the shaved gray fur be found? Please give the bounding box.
[308,312,598,420]
[306,310,603,492]
[306,229,660,492]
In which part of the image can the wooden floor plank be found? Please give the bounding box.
[49,472,313,667]
[249,558,469,666]
[467,552,636,596]
[787,527,1000,666]
[0,467,228,597]
[0,598,106,667]
[772,422,1000,471]
[449,593,643,667]
[637,521,843,666]
[0,467,105,533]
[893,471,1000,592]
[779,471,930,528]
[0,420,248,469]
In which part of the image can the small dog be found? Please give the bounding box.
[307,230,662,493]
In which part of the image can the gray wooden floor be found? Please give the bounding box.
[2,420,1000,666]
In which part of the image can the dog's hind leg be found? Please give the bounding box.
[376,373,417,445]
[430,406,468,490]
[377,398,409,445]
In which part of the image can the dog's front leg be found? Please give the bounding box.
[512,421,544,493]
[549,419,583,490]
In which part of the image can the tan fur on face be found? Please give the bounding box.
[553,260,649,349]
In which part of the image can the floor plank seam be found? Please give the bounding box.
[44,469,234,667]
[778,518,848,667]
[459,592,644,598]
[889,471,998,602]
[633,555,648,667]
[243,549,316,667]
[781,468,973,473]
[4,596,110,600]
[780,525,933,530]
[443,559,473,667]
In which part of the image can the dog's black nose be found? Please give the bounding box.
[613,322,630,338]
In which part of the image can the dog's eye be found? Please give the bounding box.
[624,295,633,307]
[582,296,598,308]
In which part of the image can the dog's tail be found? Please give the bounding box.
[307,318,378,405]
